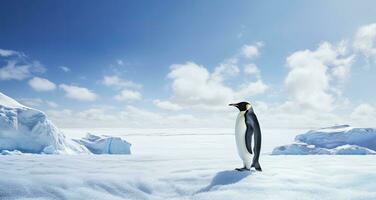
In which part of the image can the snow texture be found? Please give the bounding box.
[0,131,376,200]
[272,125,376,155]
[0,92,89,154]
[0,92,131,155]
[74,133,131,154]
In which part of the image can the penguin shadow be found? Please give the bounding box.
[196,170,251,193]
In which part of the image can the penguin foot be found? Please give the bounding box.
[235,167,250,171]
[254,167,262,172]
[251,162,262,172]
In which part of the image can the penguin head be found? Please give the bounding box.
[229,101,251,111]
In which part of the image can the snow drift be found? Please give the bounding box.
[0,92,89,154]
[74,133,131,154]
[0,92,131,155]
[272,125,376,155]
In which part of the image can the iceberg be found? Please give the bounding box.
[0,92,132,155]
[272,143,331,155]
[296,125,376,150]
[74,133,131,154]
[1,150,23,155]
[0,92,89,154]
[272,125,376,155]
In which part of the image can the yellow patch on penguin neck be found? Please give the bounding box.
[246,104,252,110]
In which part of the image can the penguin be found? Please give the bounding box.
[229,102,262,171]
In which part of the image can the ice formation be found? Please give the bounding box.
[0,92,131,155]
[272,125,376,155]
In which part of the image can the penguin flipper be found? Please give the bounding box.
[245,111,254,154]
[245,131,253,154]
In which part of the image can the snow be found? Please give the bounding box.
[272,143,376,155]
[1,93,375,199]
[272,125,376,155]
[0,92,89,154]
[296,125,376,150]
[0,92,24,108]
[74,133,131,154]
[0,92,132,155]
[1,149,23,155]
[1,130,376,200]
[333,144,376,155]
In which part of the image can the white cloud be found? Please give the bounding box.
[242,100,347,129]
[120,105,199,128]
[211,58,239,82]
[0,49,19,57]
[236,79,268,99]
[350,104,376,126]
[17,98,58,108]
[17,98,44,107]
[46,101,58,108]
[241,42,263,59]
[77,108,117,121]
[284,42,354,111]
[60,66,70,72]
[0,61,31,80]
[47,105,201,128]
[114,89,142,101]
[351,104,375,118]
[331,57,353,80]
[59,84,98,101]
[0,51,46,81]
[102,75,143,102]
[168,62,234,107]
[244,63,260,77]
[46,108,119,128]
[28,77,56,92]
[153,99,182,111]
[101,75,141,89]
[167,62,268,110]
[353,23,376,63]
[121,105,162,124]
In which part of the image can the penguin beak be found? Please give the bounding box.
[228,103,236,107]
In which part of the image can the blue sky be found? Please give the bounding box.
[1,0,376,128]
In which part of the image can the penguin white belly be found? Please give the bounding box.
[235,111,252,167]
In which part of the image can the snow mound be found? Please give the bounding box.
[0,92,89,154]
[332,144,376,155]
[0,92,24,108]
[74,133,131,154]
[272,143,331,155]
[272,125,376,155]
[1,150,23,155]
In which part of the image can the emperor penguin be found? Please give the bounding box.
[229,102,262,171]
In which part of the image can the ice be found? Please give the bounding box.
[0,92,24,108]
[332,144,376,155]
[1,149,23,155]
[0,132,376,200]
[0,92,133,155]
[296,125,376,150]
[0,92,89,154]
[272,143,331,155]
[74,133,131,154]
[1,92,375,199]
[272,125,376,155]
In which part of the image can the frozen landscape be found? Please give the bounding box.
[1,93,376,199]
[0,92,131,155]
[2,1,376,199]
[1,129,376,200]
[272,125,376,155]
